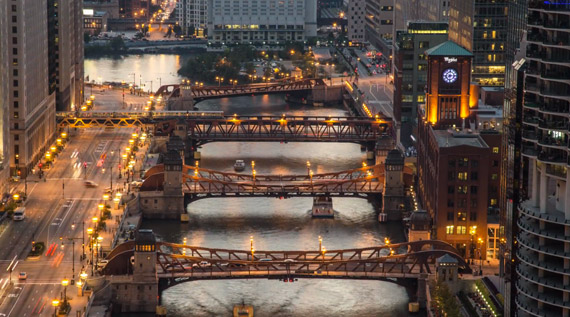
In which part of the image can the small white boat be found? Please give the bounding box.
[234,160,246,172]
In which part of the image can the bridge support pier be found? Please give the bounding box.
[417,273,428,309]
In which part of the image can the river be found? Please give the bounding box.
[86,54,412,317]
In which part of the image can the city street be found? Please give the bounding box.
[353,49,394,118]
[0,126,135,316]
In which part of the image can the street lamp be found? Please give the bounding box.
[309,170,314,191]
[52,299,60,317]
[62,278,69,303]
[306,161,311,176]
[318,236,322,251]
[321,247,326,260]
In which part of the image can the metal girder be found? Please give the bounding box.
[185,116,389,143]
[148,240,471,280]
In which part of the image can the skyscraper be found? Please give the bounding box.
[0,0,10,193]
[448,0,508,87]
[177,0,208,37]
[513,1,570,315]
[498,0,527,315]
[7,0,83,177]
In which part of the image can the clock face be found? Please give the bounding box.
[442,68,458,84]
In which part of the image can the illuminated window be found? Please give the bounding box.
[457,172,467,180]
[417,95,425,103]
[456,226,466,235]
[491,173,498,180]
[490,198,498,206]
[469,225,477,235]
[493,147,499,153]
[457,212,466,221]
[446,225,454,234]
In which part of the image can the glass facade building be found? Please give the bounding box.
[449,0,508,86]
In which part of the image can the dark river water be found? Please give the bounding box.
[86,55,412,317]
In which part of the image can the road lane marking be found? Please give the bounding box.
[6,284,24,317]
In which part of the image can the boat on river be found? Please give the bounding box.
[233,302,254,317]
[234,160,246,172]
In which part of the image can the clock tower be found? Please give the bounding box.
[423,41,473,127]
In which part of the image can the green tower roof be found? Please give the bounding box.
[425,41,472,57]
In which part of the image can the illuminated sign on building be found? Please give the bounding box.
[444,57,458,63]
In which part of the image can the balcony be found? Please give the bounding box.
[518,232,570,260]
[516,280,570,310]
[525,101,541,109]
[523,115,540,126]
[517,264,570,292]
[537,151,567,164]
[517,247,570,277]
[518,216,568,242]
[518,200,569,225]
[522,145,539,157]
[538,119,568,130]
[516,295,560,317]
[538,136,567,149]
[523,130,539,141]
[540,88,570,101]
[541,70,570,81]
[546,164,568,179]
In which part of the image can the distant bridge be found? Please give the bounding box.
[155,78,325,101]
[140,164,385,199]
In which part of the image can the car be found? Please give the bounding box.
[18,272,27,280]
[84,181,98,188]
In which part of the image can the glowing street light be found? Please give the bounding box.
[318,236,322,251]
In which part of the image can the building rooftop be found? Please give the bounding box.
[425,41,472,57]
[407,21,449,33]
[436,254,458,264]
[432,129,488,149]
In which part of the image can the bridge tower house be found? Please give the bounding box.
[139,149,185,219]
[169,83,194,110]
[408,210,431,244]
[380,149,405,221]
[111,229,158,313]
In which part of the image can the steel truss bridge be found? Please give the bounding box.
[102,240,470,287]
[158,115,390,144]
[141,164,385,197]
[56,111,390,144]
[155,78,324,101]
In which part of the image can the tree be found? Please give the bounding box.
[433,281,461,317]
[109,37,126,52]
[244,62,256,75]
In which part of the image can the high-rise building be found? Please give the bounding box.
[7,0,83,177]
[0,0,10,193]
[177,0,208,37]
[393,22,448,124]
[448,0,507,87]
[364,0,393,55]
[207,0,317,44]
[51,0,84,112]
[416,41,502,260]
[513,1,570,316]
[347,0,366,44]
[498,0,527,315]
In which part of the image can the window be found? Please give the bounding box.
[491,173,498,180]
[13,112,18,118]
[458,158,469,167]
[446,225,454,234]
[448,186,455,194]
[457,186,467,194]
[493,147,499,153]
[457,172,467,180]
[417,64,427,71]
[471,199,477,208]
[419,41,430,49]
[447,199,454,207]
[447,212,454,220]
[471,172,478,180]
[471,160,479,168]
[471,186,478,194]
[470,212,477,221]
[13,101,18,108]
[457,212,466,221]
[13,90,18,97]
[448,159,456,168]
[456,226,466,235]
[448,172,455,181]
[490,198,498,206]
[493,160,499,167]
[458,199,467,208]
